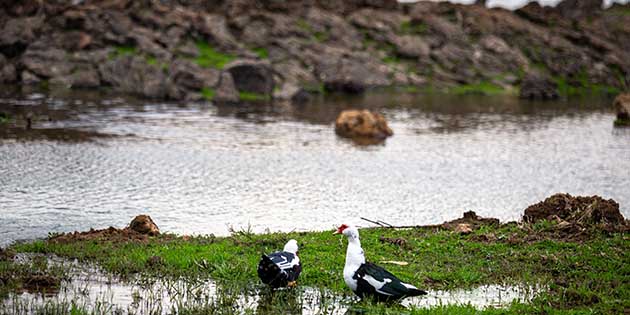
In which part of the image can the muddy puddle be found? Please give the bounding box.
[1,254,544,314]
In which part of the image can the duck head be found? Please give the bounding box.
[334,224,360,240]
[283,239,299,254]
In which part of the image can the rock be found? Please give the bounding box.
[0,16,44,57]
[213,71,240,104]
[0,54,17,83]
[391,35,430,58]
[454,223,473,235]
[192,14,239,50]
[225,59,274,96]
[49,67,101,89]
[519,73,559,100]
[317,57,390,93]
[273,82,311,103]
[21,47,73,79]
[21,70,41,84]
[334,109,393,140]
[523,193,624,226]
[169,59,220,91]
[99,56,169,99]
[613,93,630,123]
[128,215,160,236]
[555,0,602,20]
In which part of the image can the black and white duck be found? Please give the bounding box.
[257,239,302,288]
[334,224,427,302]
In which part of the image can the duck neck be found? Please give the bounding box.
[345,235,365,268]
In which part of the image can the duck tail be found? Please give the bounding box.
[407,288,428,296]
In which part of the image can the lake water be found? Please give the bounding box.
[1,88,629,246]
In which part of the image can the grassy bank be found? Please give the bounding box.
[4,222,629,314]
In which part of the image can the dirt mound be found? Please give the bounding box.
[49,226,151,244]
[523,193,625,226]
[49,215,161,244]
[128,214,160,236]
[442,211,500,230]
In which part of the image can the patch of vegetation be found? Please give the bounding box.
[195,41,235,69]
[399,21,428,35]
[146,56,158,66]
[238,91,270,102]
[0,254,68,299]
[555,75,621,97]
[381,55,400,65]
[302,83,326,95]
[145,56,169,71]
[296,18,313,33]
[607,5,630,16]
[9,222,629,314]
[450,82,506,96]
[296,18,329,43]
[108,45,137,60]
[0,112,10,124]
[614,117,630,127]
[251,47,269,59]
[201,87,215,101]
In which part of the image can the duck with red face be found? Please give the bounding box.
[334,224,427,302]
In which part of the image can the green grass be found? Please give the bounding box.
[296,18,328,42]
[614,117,630,127]
[302,83,326,95]
[8,222,629,314]
[0,112,9,124]
[238,91,270,102]
[195,41,235,69]
[108,45,137,60]
[251,47,269,59]
[201,87,215,101]
[555,76,621,97]
[399,21,428,35]
[450,82,506,96]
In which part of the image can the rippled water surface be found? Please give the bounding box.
[1,88,629,245]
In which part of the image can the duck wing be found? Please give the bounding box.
[353,262,427,300]
[257,251,301,287]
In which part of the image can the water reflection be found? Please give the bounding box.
[0,88,628,247]
[2,254,543,314]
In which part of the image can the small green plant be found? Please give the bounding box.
[0,112,9,124]
[251,47,269,59]
[614,117,630,127]
[195,41,235,69]
[296,18,312,33]
[201,87,215,101]
[146,56,158,66]
[238,91,270,102]
[381,55,400,65]
[450,82,505,95]
[399,21,428,35]
[302,83,326,95]
[109,45,137,60]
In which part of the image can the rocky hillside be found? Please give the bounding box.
[0,0,628,102]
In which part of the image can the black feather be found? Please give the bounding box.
[353,262,427,302]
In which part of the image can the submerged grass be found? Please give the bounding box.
[239,91,270,102]
[450,82,507,96]
[8,222,629,313]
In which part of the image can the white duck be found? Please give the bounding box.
[334,224,427,301]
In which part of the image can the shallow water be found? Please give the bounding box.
[2,254,543,314]
[1,89,629,245]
